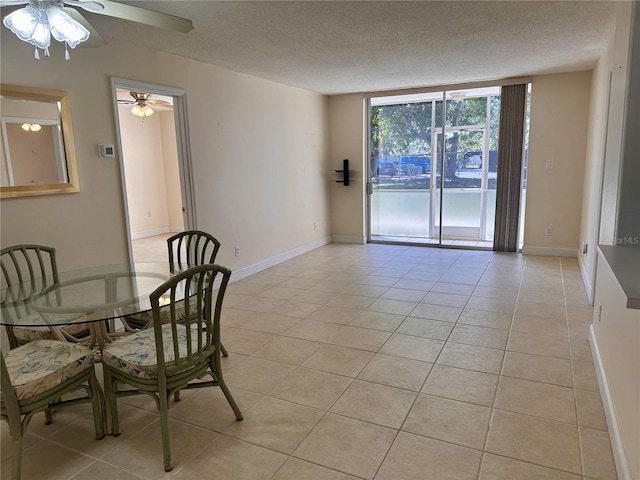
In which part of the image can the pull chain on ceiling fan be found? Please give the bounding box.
[0,0,193,60]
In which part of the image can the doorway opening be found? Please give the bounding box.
[111,78,196,263]
[367,85,529,250]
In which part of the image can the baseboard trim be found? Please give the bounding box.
[131,227,170,240]
[577,250,593,304]
[590,325,632,480]
[131,227,183,240]
[331,235,366,244]
[231,236,332,282]
[521,246,578,257]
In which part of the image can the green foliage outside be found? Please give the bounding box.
[371,96,501,180]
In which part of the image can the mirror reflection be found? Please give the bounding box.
[0,85,79,198]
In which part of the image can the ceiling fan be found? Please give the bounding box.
[118,91,173,121]
[0,0,193,59]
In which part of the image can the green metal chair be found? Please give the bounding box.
[1,340,105,480]
[102,264,242,472]
[167,230,221,273]
[123,231,228,357]
[1,245,91,349]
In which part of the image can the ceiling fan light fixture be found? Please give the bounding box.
[21,123,42,132]
[48,6,89,48]
[3,2,90,60]
[131,103,154,118]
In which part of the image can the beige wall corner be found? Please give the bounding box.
[523,71,592,252]
[328,94,366,239]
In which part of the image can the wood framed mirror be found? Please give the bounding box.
[0,85,79,198]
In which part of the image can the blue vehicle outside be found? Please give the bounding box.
[400,154,430,175]
[377,159,397,176]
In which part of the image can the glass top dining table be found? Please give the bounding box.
[1,263,185,348]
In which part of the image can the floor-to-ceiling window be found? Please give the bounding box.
[368,85,528,250]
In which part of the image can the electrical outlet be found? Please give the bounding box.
[582,242,588,254]
[314,222,318,231]
[545,226,552,236]
[545,158,554,169]
[234,246,240,257]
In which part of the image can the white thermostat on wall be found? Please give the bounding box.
[98,144,115,158]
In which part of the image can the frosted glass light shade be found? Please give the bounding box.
[131,104,154,117]
[48,7,89,48]
[21,123,42,132]
[3,6,42,44]
[3,4,90,55]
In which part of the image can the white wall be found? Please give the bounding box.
[589,4,639,479]
[577,2,633,301]
[592,253,640,480]
[0,33,330,271]
[328,94,366,243]
[522,71,591,255]
[159,112,183,230]
[597,3,634,247]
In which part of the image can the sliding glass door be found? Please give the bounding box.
[368,87,503,248]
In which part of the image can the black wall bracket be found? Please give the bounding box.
[335,159,349,186]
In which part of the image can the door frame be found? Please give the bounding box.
[434,125,488,241]
[110,77,197,262]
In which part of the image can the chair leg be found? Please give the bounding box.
[220,342,228,358]
[44,408,55,425]
[158,393,172,472]
[102,368,120,436]
[88,374,105,440]
[11,436,22,480]
[218,375,243,420]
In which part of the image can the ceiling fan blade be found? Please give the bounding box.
[64,7,106,47]
[147,100,173,108]
[96,0,193,33]
[63,0,105,13]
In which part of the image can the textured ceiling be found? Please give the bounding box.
[84,1,615,95]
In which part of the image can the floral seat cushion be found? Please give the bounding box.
[121,302,187,329]
[14,323,92,343]
[3,340,95,400]
[6,308,92,342]
[102,323,210,380]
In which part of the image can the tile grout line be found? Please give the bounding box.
[474,252,526,480]
[562,257,587,479]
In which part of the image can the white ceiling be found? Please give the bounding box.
[85,1,616,95]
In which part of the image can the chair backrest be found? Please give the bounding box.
[167,231,221,273]
[150,264,231,377]
[1,246,59,347]
[1,245,58,298]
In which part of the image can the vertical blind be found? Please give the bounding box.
[493,84,527,252]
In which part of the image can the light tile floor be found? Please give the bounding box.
[1,243,618,480]
[130,233,174,263]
